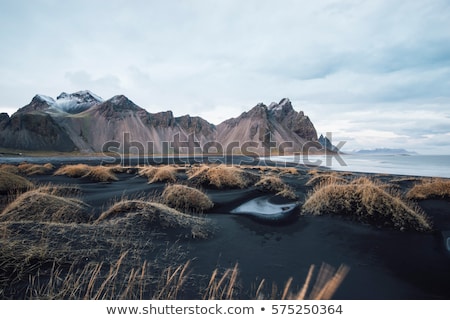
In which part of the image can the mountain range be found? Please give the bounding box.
[0,91,325,155]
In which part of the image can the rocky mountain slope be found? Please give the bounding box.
[217,98,318,154]
[0,91,322,155]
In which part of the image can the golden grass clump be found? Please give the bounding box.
[0,170,33,194]
[17,163,54,176]
[54,164,118,182]
[34,183,82,198]
[306,173,347,187]
[188,164,256,189]
[54,164,90,178]
[280,167,299,175]
[255,175,297,200]
[406,178,450,200]
[96,200,210,239]
[139,165,177,183]
[0,164,19,174]
[162,184,214,213]
[302,179,431,232]
[82,166,118,182]
[0,190,90,223]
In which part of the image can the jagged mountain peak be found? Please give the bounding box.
[102,95,142,110]
[57,90,103,102]
[90,94,145,120]
[18,91,103,115]
[268,98,294,113]
[34,94,56,105]
[55,90,103,114]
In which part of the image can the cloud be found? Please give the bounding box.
[1,0,450,153]
[64,71,121,98]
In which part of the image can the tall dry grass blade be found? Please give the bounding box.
[281,277,293,300]
[203,268,218,300]
[225,263,239,299]
[155,260,191,300]
[139,261,147,300]
[93,251,128,300]
[309,263,333,299]
[313,264,350,300]
[294,264,315,300]
[255,279,265,300]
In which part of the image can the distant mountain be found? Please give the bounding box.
[354,148,418,155]
[318,134,340,153]
[0,92,323,155]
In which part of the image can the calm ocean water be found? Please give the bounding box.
[268,154,450,178]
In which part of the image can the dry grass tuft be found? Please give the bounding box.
[0,190,90,223]
[188,164,256,189]
[0,170,34,194]
[162,184,214,213]
[34,183,82,198]
[139,165,177,183]
[96,200,211,239]
[302,179,431,232]
[406,178,450,200]
[15,162,54,175]
[203,263,240,300]
[0,164,19,174]
[280,167,299,175]
[54,164,90,178]
[278,263,349,300]
[82,166,118,182]
[255,175,297,200]
[54,164,117,182]
[306,174,347,187]
[154,260,192,300]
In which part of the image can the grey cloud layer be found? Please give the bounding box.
[0,0,449,153]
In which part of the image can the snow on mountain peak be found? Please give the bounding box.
[54,90,103,113]
[35,94,56,105]
[268,98,292,112]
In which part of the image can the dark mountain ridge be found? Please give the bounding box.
[0,92,324,155]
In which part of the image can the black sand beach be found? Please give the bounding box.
[0,157,449,299]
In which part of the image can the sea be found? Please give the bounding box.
[265,154,450,178]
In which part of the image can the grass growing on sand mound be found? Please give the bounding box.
[302,179,431,232]
[55,164,118,182]
[96,199,211,239]
[0,189,90,223]
[0,164,19,174]
[255,175,297,200]
[82,166,118,182]
[139,165,177,183]
[188,164,257,189]
[0,170,33,194]
[54,164,90,177]
[17,163,54,175]
[306,173,348,187]
[406,178,450,200]
[162,184,214,213]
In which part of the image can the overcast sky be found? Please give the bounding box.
[1,0,449,154]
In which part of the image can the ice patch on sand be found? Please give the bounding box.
[231,195,298,221]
